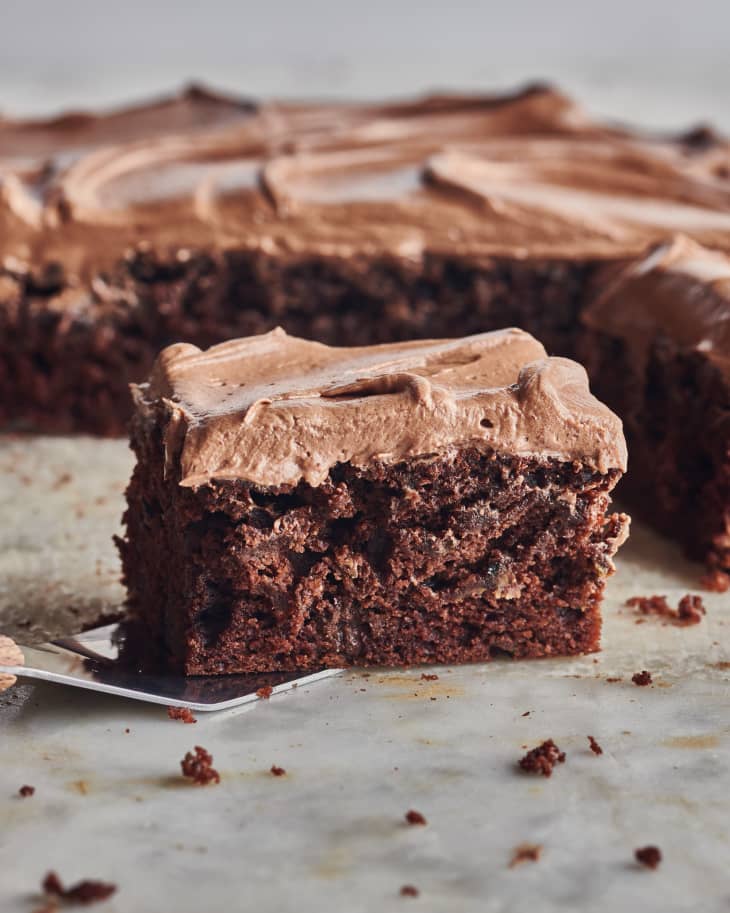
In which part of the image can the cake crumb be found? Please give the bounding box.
[168,706,197,724]
[509,843,542,867]
[518,739,566,777]
[256,685,273,699]
[420,673,439,681]
[19,784,35,797]
[700,569,730,592]
[635,846,662,869]
[677,594,706,625]
[632,671,652,687]
[400,885,419,897]
[180,746,220,785]
[626,593,706,626]
[405,809,427,826]
[587,736,603,755]
[626,594,672,617]
[41,871,117,905]
[270,765,286,777]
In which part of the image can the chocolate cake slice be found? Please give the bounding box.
[581,236,730,579]
[118,327,628,674]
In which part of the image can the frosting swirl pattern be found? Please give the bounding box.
[3,83,730,277]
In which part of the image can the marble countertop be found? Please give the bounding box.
[1,435,729,912]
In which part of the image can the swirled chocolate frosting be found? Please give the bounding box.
[136,327,627,488]
[2,83,730,280]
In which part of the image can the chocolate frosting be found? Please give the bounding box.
[135,327,627,488]
[583,235,730,378]
[3,83,730,279]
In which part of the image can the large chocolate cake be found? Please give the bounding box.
[3,82,730,573]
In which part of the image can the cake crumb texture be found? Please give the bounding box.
[405,810,427,826]
[518,740,566,777]
[41,871,117,905]
[635,846,662,870]
[509,843,543,867]
[180,746,220,785]
[587,736,603,755]
[632,671,653,687]
[167,706,197,723]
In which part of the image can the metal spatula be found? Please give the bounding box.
[0,624,341,711]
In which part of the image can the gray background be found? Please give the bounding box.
[1,0,729,129]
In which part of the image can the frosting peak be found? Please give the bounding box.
[136,327,627,488]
